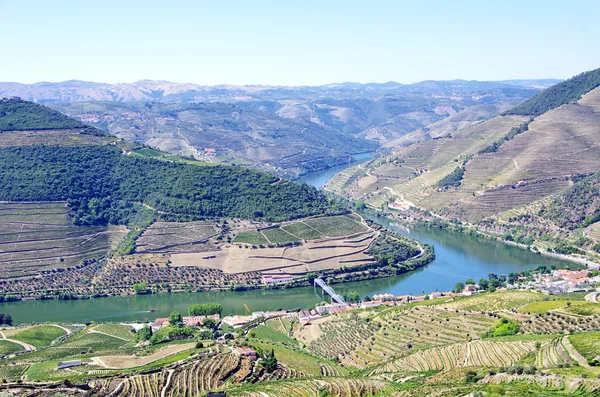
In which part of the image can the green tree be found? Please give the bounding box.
[202,318,217,329]
[133,282,148,295]
[478,278,489,290]
[137,324,153,341]
[188,303,222,316]
[169,311,183,327]
[453,282,465,293]
[263,348,278,372]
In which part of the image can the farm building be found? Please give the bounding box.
[360,301,383,309]
[57,360,83,370]
[299,309,321,323]
[222,315,254,328]
[151,314,220,330]
[232,346,257,359]
[315,303,348,315]
[262,275,293,285]
[372,293,395,301]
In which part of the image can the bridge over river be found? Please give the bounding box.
[314,278,346,304]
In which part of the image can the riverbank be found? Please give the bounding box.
[0,218,434,304]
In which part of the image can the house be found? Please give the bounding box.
[372,293,395,301]
[57,360,83,370]
[204,148,216,156]
[182,314,220,327]
[298,309,321,323]
[222,315,254,328]
[388,202,412,211]
[150,318,169,332]
[232,346,258,359]
[360,300,383,309]
[151,314,220,330]
[262,275,293,285]
[429,291,442,300]
[315,303,348,315]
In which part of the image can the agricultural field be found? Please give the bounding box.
[516,311,600,335]
[170,225,377,275]
[0,202,126,277]
[281,221,323,240]
[233,231,269,245]
[135,221,218,254]
[97,342,196,369]
[347,307,495,368]
[0,340,23,355]
[519,300,587,314]
[260,227,300,244]
[10,325,67,348]
[376,339,537,373]
[7,289,600,396]
[569,332,600,362]
[438,291,542,312]
[250,340,323,376]
[165,352,240,397]
[90,324,136,341]
[302,215,368,237]
[0,129,117,148]
[231,377,396,397]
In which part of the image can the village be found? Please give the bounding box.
[143,268,600,336]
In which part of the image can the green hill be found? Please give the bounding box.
[0,98,96,132]
[0,100,340,226]
[505,67,600,116]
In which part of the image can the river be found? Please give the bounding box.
[0,155,571,324]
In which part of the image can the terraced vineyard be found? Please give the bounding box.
[165,353,239,397]
[233,377,397,397]
[307,316,380,361]
[438,291,542,311]
[0,202,126,277]
[535,337,578,367]
[135,221,218,254]
[114,372,169,397]
[347,307,495,368]
[376,340,536,373]
[516,312,600,335]
[302,215,368,237]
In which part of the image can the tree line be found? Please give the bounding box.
[0,145,343,226]
[505,68,600,116]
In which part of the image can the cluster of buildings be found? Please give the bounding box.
[150,314,220,332]
[221,310,288,328]
[515,269,599,295]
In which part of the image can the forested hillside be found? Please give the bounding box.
[0,145,339,224]
[505,68,600,116]
[0,98,94,132]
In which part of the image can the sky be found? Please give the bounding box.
[1,0,599,86]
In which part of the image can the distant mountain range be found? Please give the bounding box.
[0,79,561,104]
[0,78,560,178]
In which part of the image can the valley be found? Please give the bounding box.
[327,68,600,268]
[3,2,600,396]
[1,79,550,179]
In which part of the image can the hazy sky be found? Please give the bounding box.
[1,0,599,85]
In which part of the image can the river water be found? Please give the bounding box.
[1,154,571,324]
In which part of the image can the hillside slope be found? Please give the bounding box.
[3,79,544,178]
[327,70,600,258]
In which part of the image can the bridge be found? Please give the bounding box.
[314,278,346,304]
